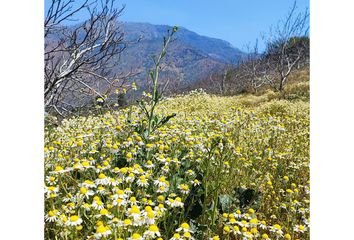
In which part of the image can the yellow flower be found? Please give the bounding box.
[131,233,141,239]
[262,233,269,239]
[284,233,291,239]
[180,222,190,230]
[183,232,192,238]
[223,226,231,233]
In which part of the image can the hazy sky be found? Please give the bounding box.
[45,0,309,51]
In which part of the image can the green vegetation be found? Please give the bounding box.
[45,74,309,239]
[44,19,309,239]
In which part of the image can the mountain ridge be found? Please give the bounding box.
[115,22,246,90]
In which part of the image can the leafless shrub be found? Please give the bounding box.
[44,0,139,116]
[262,1,309,91]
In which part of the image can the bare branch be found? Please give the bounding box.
[44,0,133,116]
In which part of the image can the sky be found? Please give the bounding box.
[45,0,309,51]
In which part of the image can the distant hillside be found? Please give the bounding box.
[115,22,246,90]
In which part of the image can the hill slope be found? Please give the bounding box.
[116,22,245,89]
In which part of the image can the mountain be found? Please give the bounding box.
[116,22,245,90]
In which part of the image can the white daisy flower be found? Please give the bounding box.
[178,184,190,195]
[154,176,168,187]
[44,186,59,198]
[108,177,119,186]
[165,197,184,208]
[95,173,110,185]
[186,169,195,176]
[92,197,105,210]
[155,154,166,163]
[112,197,127,207]
[127,233,143,240]
[127,205,141,220]
[191,179,201,186]
[94,225,112,239]
[95,208,114,219]
[176,222,193,233]
[124,188,133,195]
[170,233,183,240]
[294,224,307,233]
[113,189,128,200]
[45,176,57,185]
[162,165,170,173]
[78,187,95,199]
[45,210,60,222]
[96,186,107,195]
[144,225,161,238]
[137,175,149,187]
[156,185,169,193]
[62,193,76,203]
[80,180,96,189]
[66,215,83,226]
[144,160,155,169]
[269,224,283,236]
[125,173,135,183]
[129,196,140,205]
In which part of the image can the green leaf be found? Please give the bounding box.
[234,187,262,210]
[218,194,233,213]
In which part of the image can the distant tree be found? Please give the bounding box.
[44,0,136,116]
[207,67,230,95]
[263,1,309,91]
[237,40,268,93]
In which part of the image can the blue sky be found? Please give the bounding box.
[45,0,309,51]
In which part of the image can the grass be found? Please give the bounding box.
[44,77,309,240]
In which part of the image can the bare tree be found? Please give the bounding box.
[44,0,135,116]
[208,69,227,95]
[238,40,268,93]
[263,1,309,91]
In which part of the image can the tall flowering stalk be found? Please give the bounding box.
[138,26,178,136]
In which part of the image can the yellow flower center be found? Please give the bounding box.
[262,233,269,239]
[131,233,141,239]
[250,218,258,224]
[149,225,159,232]
[130,206,140,214]
[80,187,87,194]
[273,224,282,230]
[96,225,108,233]
[184,232,192,238]
[124,219,132,225]
[70,215,79,222]
[100,209,109,215]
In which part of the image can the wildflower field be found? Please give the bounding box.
[44,81,309,240]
